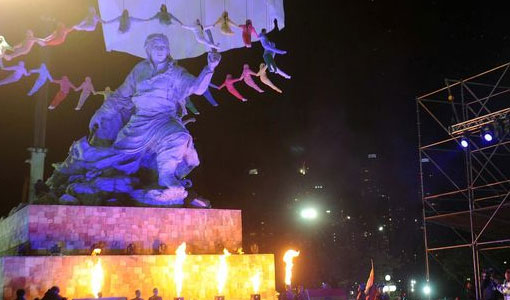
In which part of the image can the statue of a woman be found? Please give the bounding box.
[47,34,221,206]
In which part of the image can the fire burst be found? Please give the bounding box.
[174,242,187,297]
[250,271,261,294]
[283,250,300,286]
[217,248,231,295]
[90,249,104,298]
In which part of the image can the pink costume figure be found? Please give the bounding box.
[182,19,220,50]
[3,30,38,61]
[104,9,145,33]
[212,11,238,36]
[37,22,73,47]
[239,19,258,47]
[240,64,263,93]
[48,76,76,110]
[74,76,96,110]
[73,7,103,32]
[218,74,247,102]
[27,63,53,96]
[93,86,112,101]
[0,36,14,59]
[0,61,29,87]
[256,63,282,93]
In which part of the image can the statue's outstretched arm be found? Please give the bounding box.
[188,52,221,96]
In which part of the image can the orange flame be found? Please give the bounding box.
[283,250,300,286]
[174,242,187,297]
[250,270,261,294]
[90,249,104,298]
[217,248,231,295]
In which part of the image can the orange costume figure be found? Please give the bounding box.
[257,63,282,93]
[218,74,246,102]
[239,19,258,47]
[48,76,77,110]
[37,23,74,47]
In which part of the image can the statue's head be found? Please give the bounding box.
[26,30,34,38]
[135,290,141,298]
[222,11,228,18]
[260,63,266,69]
[261,28,267,35]
[226,74,232,80]
[88,6,96,14]
[195,19,201,26]
[105,86,111,92]
[85,76,91,82]
[160,4,168,12]
[243,63,249,69]
[145,33,170,64]
[152,288,158,296]
[246,19,252,26]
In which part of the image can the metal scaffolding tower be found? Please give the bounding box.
[416,63,510,299]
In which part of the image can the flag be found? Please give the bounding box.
[364,260,377,300]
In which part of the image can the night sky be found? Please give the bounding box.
[0,0,509,290]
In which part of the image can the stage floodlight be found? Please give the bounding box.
[460,138,469,148]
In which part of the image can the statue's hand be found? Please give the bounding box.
[207,51,221,69]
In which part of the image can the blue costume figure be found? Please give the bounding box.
[27,63,53,96]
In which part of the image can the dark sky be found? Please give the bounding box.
[0,0,508,219]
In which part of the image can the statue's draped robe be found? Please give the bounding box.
[49,59,200,193]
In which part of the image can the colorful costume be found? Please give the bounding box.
[240,64,263,93]
[73,7,103,32]
[2,30,38,61]
[94,86,113,101]
[257,63,282,93]
[239,20,258,47]
[213,11,237,36]
[48,76,76,110]
[182,20,220,49]
[37,23,73,47]
[259,30,286,54]
[104,9,144,33]
[263,45,291,79]
[0,61,29,86]
[146,4,183,25]
[218,74,246,102]
[28,63,53,96]
[0,36,13,58]
[74,77,96,110]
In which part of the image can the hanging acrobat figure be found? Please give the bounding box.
[239,19,258,48]
[257,63,282,93]
[263,41,291,79]
[259,28,286,54]
[2,30,39,61]
[218,74,247,102]
[74,76,96,110]
[73,7,103,32]
[182,19,220,50]
[48,76,77,110]
[27,63,53,96]
[213,11,238,36]
[93,86,112,101]
[104,9,145,33]
[240,64,263,93]
[0,61,29,87]
[36,22,74,47]
[145,4,183,26]
[0,36,14,59]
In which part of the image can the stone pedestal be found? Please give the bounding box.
[0,205,275,300]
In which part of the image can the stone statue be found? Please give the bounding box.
[46,33,221,206]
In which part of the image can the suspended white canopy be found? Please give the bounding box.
[98,0,285,60]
